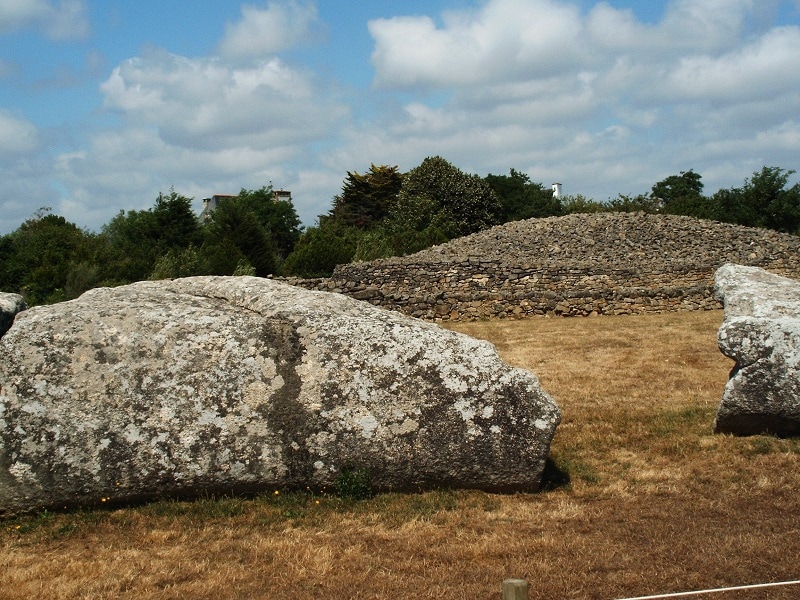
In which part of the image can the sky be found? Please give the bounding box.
[1,0,799,234]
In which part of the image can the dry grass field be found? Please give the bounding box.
[2,309,799,599]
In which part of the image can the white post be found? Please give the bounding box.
[502,578,530,600]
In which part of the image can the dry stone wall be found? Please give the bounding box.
[285,213,800,322]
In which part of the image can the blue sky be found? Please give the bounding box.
[1,0,799,234]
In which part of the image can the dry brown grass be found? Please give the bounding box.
[2,310,800,600]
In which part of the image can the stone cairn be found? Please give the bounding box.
[284,213,800,322]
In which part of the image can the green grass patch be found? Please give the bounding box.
[649,404,715,437]
[547,447,599,485]
[739,435,800,457]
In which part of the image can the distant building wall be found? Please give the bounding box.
[199,194,236,222]
[199,190,292,222]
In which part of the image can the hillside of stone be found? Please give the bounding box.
[377,212,800,273]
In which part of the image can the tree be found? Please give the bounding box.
[381,193,452,256]
[202,200,278,277]
[485,169,561,222]
[711,166,800,233]
[606,193,661,213]
[560,194,605,214]
[329,165,403,229]
[102,190,200,282]
[102,208,159,282]
[282,219,362,278]
[651,170,710,218]
[234,187,302,259]
[0,210,103,305]
[197,186,302,276]
[149,245,207,280]
[392,156,501,239]
[0,233,16,290]
[152,189,202,250]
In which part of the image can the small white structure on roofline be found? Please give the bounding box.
[272,189,292,203]
[552,182,562,199]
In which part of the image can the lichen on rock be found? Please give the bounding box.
[0,276,560,515]
[713,264,800,437]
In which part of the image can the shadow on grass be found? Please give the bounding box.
[540,456,572,491]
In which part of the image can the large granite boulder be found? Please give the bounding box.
[0,277,560,515]
[713,264,800,436]
[0,293,26,338]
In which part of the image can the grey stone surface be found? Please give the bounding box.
[397,212,800,271]
[713,264,800,436]
[0,277,561,515]
[0,293,27,338]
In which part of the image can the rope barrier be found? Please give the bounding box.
[615,579,800,600]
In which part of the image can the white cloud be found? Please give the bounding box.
[367,0,762,92]
[53,29,350,229]
[217,1,321,61]
[6,0,799,237]
[700,120,800,157]
[369,0,587,89]
[0,171,54,233]
[585,3,649,49]
[100,48,348,150]
[0,0,49,28]
[0,0,89,40]
[81,0,797,231]
[52,126,311,227]
[361,0,798,200]
[0,110,51,232]
[42,0,88,40]
[588,0,755,53]
[455,74,599,127]
[657,0,754,49]
[0,109,40,156]
[664,26,800,102]
[369,0,768,93]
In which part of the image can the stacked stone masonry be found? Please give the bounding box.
[283,213,800,322]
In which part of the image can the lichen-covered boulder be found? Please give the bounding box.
[713,264,800,436]
[0,293,26,338]
[0,277,560,514]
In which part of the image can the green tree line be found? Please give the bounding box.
[284,160,800,278]
[1,160,798,305]
[0,187,301,306]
